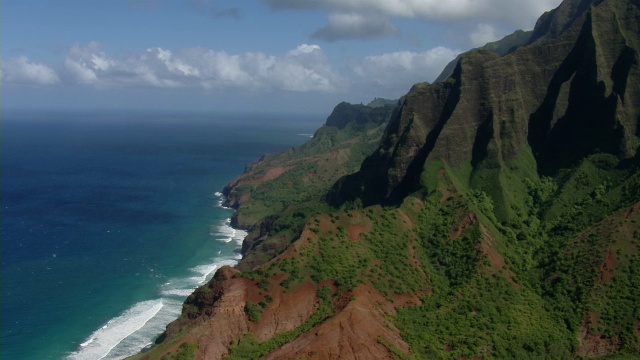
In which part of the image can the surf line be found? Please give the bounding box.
[70,192,249,359]
[68,300,164,360]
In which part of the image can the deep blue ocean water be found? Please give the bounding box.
[1,110,320,360]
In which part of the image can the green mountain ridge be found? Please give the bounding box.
[134,0,640,358]
[221,100,397,270]
[330,0,639,217]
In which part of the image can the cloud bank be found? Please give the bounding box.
[6,41,459,100]
[263,0,562,44]
[350,47,460,93]
[2,56,60,85]
[263,0,562,29]
[470,24,499,47]
[61,41,345,92]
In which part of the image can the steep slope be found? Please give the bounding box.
[324,0,640,356]
[222,101,397,269]
[136,0,640,359]
[329,0,639,221]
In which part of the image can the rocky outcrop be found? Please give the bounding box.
[152,266,251,360]
[150,273,410,360]
[261,286,410,360]
[151,267,318,360]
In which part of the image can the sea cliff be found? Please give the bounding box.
[134,0,640,358]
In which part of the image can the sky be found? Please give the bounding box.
[2,0,563,115]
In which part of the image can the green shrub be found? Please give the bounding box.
[161,342,198,360]
[244,302,262,323]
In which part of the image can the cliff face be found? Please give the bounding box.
[330,0,639,218]
[138,0,640,359]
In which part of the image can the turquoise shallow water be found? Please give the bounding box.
[1,111,320,360]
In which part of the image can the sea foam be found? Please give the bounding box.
[67,300,164,360]
[211,218,248,245]
[70,194,249,359]
[160,258,239,298]
[214,192,232,209]
[188,259,238,284]
[96,299,182,360]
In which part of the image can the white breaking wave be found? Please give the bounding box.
[214,192,232,209]
[188,259,238,284]
[211,218,248,245]
[233,229,248,246]
[160,217,246,300]
[70,193,250,359]
[99,299,182,360]
[67,300,164,360]
[160,288,196,298]
[161,257,240,298]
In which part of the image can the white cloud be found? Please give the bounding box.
[288,43,321,56]
[350,47,460,91]
[10,41,461,101]
[64,41,114,85]
[470,24,499,47]
[61,42,343,92]
[243,43,342,92]
[150,48,201,77]
[264,0,562,29]
[312,12,397,41]
[2,56,60,85]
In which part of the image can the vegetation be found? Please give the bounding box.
[128,330,191,360]
[397,276,573,359]
[244,302,263,323]
[226,101,394,228]
[225,287,334,360]
[218,144,640,359]
[230,153,640,358]
[152,1,640,357]
[223,101,397,268]
[160,343,198,360]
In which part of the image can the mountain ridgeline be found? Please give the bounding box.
[135,0,640,359]
[434,29,533,83]
[329,0,639,213]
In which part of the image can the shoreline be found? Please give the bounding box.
[69,192,248,360]
[1,113,317,360]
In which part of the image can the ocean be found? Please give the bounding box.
[1,110,320,360]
